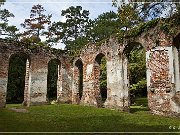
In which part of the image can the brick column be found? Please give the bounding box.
[57,66,72,103]
[0,53,9,108]
[81,61,98,107]
[29,55,49,105]
[72,65,80,104]
[147,46,180,116]
[23,59,31,106]
[104,55,129,111]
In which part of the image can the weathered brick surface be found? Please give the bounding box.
[0,39,72,107]
[79,39,129,111]
[23,59,30,106]
[0,23,180,117]
[76,26,180,115]
[146,46,180,116]
[56,56,72,103]
[72,58,82,104]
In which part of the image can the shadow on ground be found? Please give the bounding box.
[130,106,149,113]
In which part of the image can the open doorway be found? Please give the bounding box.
[6,53,30,105]
[95,53,107,107]
[123,42,147,112]
[47,59,60,102]
[74,59,83,103]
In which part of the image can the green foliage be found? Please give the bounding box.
[100,57,107,91]
[0,5,19,39]
[112,0,180,21]
[61,6,89,40]
[118,4,140,31]
[6,53,27,103]
[159,13,180,35]
[21,35,41,45]
[90,11,120,42]
[130,80,147,97]
[0,8,14,22]
[65,37,89,56]
[113,0,180,44]
[115,18,159,44]
[47,59,59,100]
[100,56,107,102]
[132,18,159,35]
[49,6,90,50]
[124,18,159,38]
[21,4,52,44]
[116,12,180,42]
[50,9,121,57]
[128,47,147,97]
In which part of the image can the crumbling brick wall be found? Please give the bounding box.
[0,22,180,117]
[78,39,129,111]
[139,27,180,117]
[57,56,73,103]
[0,39,72,107]
[72,58,83,104]
[74,24,180,116]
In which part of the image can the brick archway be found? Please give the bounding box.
[47,59,61,103]
[72,58,83,104]
[6,52,31,106]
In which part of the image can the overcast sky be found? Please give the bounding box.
[1,0,117,49]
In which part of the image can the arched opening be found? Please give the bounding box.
[173,33,180,92]
[174,33,180,49]
[173,33,180,68]
[123,42,147,109]
[95,53,107,106]
[74,59,83,101]
[47,59,60,102]
[6,52,30,105]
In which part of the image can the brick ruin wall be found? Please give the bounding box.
[138,27,180,117]
[72,25,180,116]
[0,40,73,107]
[0,24,180,117]
[76,39,129,111]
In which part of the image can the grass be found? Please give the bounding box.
[133,97,148,107]
[0,102,180,133]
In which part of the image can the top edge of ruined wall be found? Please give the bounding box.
[0,38,69,58]
[80,37,120,55]
[124,21,180,51]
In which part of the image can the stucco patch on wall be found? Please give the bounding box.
[86,64,93,79]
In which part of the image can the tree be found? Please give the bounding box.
[129,48,146,97]
[90,11,121,42]
[7,53,27,103]
[100,56,107,102]
[67,11,121,54]
[21,4,52,43]
[47,60,59,101]
[112,0,180,21]
[118,4,140,31]
[0,0,19,39]
[0,0,5,6]
[50,6,90,50]
[123,42,146,101]
[61,6,89,41]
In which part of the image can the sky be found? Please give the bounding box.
[1,0,117,49]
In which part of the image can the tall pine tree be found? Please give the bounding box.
[49,6,90,50]
[21,4,52,43]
